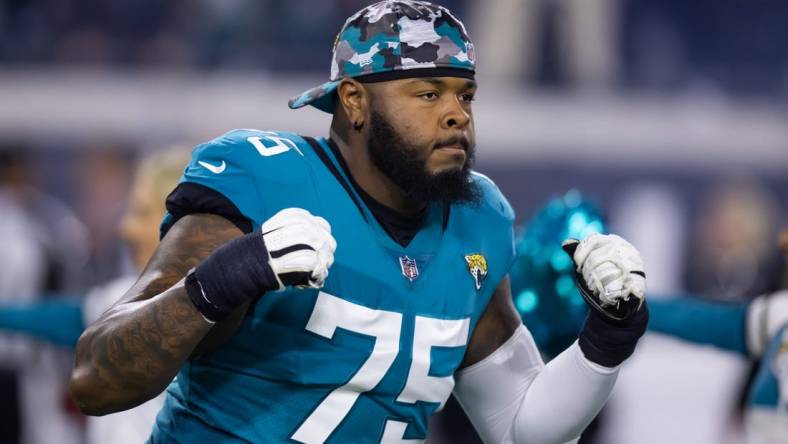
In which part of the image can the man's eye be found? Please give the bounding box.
[460,93,475,102]
[420,92,439,101]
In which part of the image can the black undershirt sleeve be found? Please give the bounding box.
[160,182,253,239]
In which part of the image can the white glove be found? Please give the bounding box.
[563,233,646,319]
[262,208,337,290]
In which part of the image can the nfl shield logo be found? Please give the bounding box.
[399,256,419,282]
[466,42,476,63]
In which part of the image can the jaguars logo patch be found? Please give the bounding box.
[464,253,488,291]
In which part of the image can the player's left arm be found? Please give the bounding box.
[454,234,649,444]
[458,276,522,368]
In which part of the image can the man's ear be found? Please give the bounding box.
[336,78,368,130]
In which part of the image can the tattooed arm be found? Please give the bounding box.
[69,214,248,415]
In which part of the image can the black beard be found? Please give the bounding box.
[366,110,480,206]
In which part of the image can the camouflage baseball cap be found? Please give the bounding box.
[288,0,476,114]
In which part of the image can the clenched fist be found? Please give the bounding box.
[185,208,337,322]
[563,233,646,321]
[262,208,337,289]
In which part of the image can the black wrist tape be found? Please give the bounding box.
[185,270,226,322]
[579,301,649,367]
[185,232,280,322]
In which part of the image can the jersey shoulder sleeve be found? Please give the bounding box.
[470,171,516,224]
[161,129,312,236]
[185,128,311,192]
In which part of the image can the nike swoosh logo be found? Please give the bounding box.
[198,160,226,174]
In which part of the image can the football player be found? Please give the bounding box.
[0,148,188,444]
[649,228,788,443]
[70,2,649,443]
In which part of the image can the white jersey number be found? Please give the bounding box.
[291,292,470,444]
[247,131,303,157]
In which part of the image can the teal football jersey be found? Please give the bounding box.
[150,130,516,443]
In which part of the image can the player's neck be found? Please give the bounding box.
[329,129,426,216]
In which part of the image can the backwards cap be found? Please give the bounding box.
[288,0,476,113]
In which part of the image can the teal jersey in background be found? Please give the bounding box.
[647,292,788,440]
[151,129,516,443]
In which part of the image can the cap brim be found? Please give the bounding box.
[288,80,341,114]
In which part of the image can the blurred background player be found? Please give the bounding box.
[0,148,189,444]
[646,228,788,443]
[0,141,88,444]
[602,179,784,444]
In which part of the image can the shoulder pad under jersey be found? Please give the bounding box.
[469,171,516,223]
[180,129,312,225]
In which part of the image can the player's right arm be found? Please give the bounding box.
[71,131,337,415]
[69,213,244,415]
[70,207,336,416]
